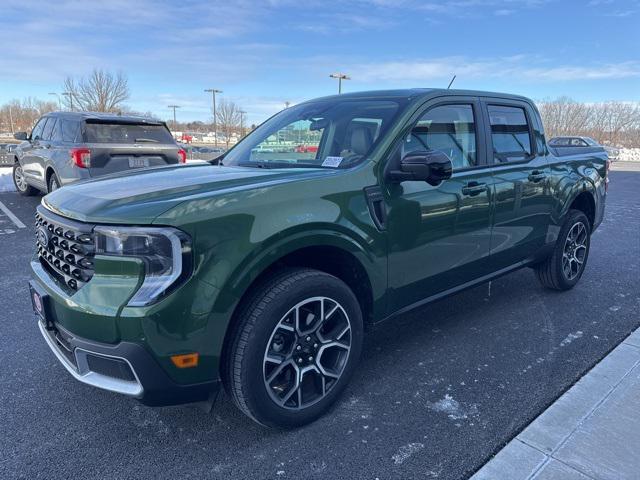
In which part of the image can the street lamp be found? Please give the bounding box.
[204,88,222,146]
[329,73,350,94]
[62,91,73,111]
[168,105,180,132]
[239,110,246,138]
[48,92,62,110]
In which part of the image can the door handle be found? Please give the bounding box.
[462,181,487,196]
[528,170,546,182]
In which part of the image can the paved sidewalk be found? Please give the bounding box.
[472,327,640,480]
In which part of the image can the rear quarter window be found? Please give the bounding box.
[84,123,174,144]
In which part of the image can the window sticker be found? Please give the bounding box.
[321,156,343,168]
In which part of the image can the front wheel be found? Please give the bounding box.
[223,268,363,428]
[13,163,37,196]
[535,209,591,290]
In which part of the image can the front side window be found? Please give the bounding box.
[41,118,57,141]
[223,99,405,169]
[403,104,477,170]
[30,118,47,140]
[488,105,532,162]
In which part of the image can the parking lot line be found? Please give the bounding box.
[0,200,26,228]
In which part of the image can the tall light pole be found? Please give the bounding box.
[204,88,222,146]
[48,92,62,110]
[62,91,73,111]
[239,110,246,138]
[329,73,350,94]
[8,104,14,134]
[168,105,180,132]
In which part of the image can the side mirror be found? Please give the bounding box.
[389,150,453,186]
[14,132,28,141]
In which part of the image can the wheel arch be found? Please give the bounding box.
[562,181,597,229]
[213,229,381,376]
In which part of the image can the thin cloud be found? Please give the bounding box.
[351,57,640,83]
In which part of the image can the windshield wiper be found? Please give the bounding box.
[134,138,159,143]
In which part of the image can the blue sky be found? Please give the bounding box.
[1,0,638,125]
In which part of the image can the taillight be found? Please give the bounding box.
[178,148,187,164]
[605,159,611,192]
[70,148,91,168]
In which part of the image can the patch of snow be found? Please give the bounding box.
[392,442,424,465]
[560,331,583,347]
[427,394,479,420]
[609,305,621,312]
[0,167,15,192]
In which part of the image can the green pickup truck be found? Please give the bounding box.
[29,89,608,428]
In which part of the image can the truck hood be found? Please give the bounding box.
[42,164,330,224]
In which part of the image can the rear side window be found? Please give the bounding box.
[41,118,57,141]
[488,105,532,162]
[84,123,174,144]
[59,119,80,143]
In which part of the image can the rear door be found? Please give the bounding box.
[385,97,495,312]
[481,99,553,267]
[82,121,179,177]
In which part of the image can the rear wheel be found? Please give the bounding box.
[223,268,363,428]
[47,173,61,193]
[13,163,37,196]
[535,209,591,290]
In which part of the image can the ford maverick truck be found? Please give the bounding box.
[29,89,608,428]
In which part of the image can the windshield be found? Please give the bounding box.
[223,98,405,168]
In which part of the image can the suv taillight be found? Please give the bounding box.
[605,158,611,192]
[178,148,187,164]
[71,148,91,168]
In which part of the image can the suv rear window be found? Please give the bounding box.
[84,123,174,144]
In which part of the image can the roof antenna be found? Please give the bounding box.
[447,75,457,89]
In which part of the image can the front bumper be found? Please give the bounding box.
[29,265,222,407]
[36,312,220,406]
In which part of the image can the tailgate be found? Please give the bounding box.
[87,144,179,177]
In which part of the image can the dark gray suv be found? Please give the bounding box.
[12,112,186,195]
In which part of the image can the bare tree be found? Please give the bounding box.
[537,97,640,147]
[62,69,130,112]
[0,97,57,133]
[215,99,243,148]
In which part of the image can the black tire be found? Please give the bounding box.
[535,209,591,290]
[13,162,37,196]
[222,268,363,428]
[47,172,61,193]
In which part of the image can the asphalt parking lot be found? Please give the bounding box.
[1,168,638,480]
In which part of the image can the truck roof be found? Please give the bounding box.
[301,88,534,104]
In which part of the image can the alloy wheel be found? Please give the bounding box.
[14,166,27,191]
[263,296,352,410]
[562,221,588,280]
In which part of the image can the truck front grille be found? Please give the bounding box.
[35,206,95,291]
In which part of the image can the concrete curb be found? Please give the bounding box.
[471,327,640,480]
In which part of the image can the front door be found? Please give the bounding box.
[481,100,553,268]
[21,117,49,188]
[384,99,495,313]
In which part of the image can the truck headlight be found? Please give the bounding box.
[94,226,192,307]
